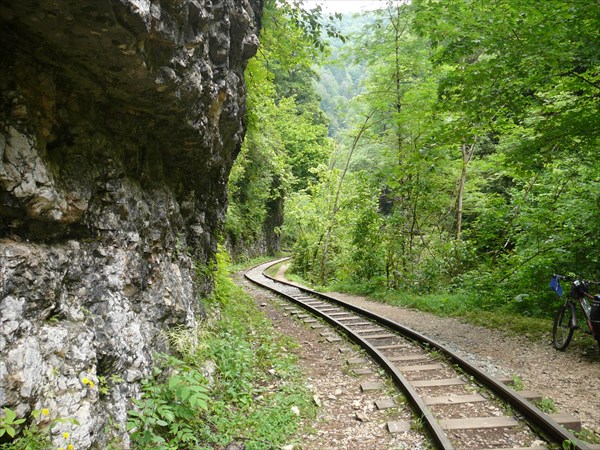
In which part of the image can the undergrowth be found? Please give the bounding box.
[127,251,315,449]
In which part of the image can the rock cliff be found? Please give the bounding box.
[0,0,262,447]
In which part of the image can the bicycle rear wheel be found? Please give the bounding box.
[552,302,575,350]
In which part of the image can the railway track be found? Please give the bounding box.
[245,258,595,450]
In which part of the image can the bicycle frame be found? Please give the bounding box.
[559,287,597,336]
[551,275,600,350]
[578,291,598,337]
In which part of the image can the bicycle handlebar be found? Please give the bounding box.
[553,274,600,285]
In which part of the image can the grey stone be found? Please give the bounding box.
[8,340,44,398]
[375,398,397,410]
[0,0,263,448]
[356,411,370,422]
[125,369,143,383]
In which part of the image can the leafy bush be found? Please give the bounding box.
[127,358,209,449]
[0,408,78,450]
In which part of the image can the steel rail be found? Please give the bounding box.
[245,260,455,449]
[246,258,591,450]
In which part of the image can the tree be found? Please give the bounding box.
[226,0,335,258]
[277,0,600,318]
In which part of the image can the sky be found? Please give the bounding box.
[302,0,385,14]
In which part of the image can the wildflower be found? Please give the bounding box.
[58,447,65,450]
[41,408,50,415]
[81,377,95,389]
[67,445,74,450]
[62,432,70,439]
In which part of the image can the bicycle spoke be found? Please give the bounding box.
[552,303,575,351]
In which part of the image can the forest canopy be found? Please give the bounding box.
[230,0,600,319]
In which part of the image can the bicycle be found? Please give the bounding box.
[549,274,600,351]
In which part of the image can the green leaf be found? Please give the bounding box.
[4,408,16,422]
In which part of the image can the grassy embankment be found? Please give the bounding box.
[281,264,600,350]
[126,252,316,449]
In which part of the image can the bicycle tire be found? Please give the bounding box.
[552,302,575,350]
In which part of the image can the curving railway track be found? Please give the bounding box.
[245,258,595,450]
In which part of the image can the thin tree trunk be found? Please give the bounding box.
[387,2,407,156]
[408,174,420,255]
[321,111,375,284]
[456,142,476,240]
[501,172,540,250]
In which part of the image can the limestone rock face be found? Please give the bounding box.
[0,0,262,447]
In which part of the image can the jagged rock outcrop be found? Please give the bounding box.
[0,0,262,447]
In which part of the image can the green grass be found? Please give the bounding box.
[126,251,316,449]
[263,262,282,278]
[230,252,289,274]
[281,264,557,342]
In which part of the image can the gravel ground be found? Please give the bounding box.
[239,263,600,448]
[237,274,430,450]
[324,291,600,437]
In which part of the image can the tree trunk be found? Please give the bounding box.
[321,111,374,284]
[456,142,475,240]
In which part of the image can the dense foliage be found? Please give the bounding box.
[225,0,334,258]
[282,0,600,319]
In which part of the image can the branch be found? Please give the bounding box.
[498,246,554,284]
[567,70,600,91]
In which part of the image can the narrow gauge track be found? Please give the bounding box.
[245,259,592,450]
